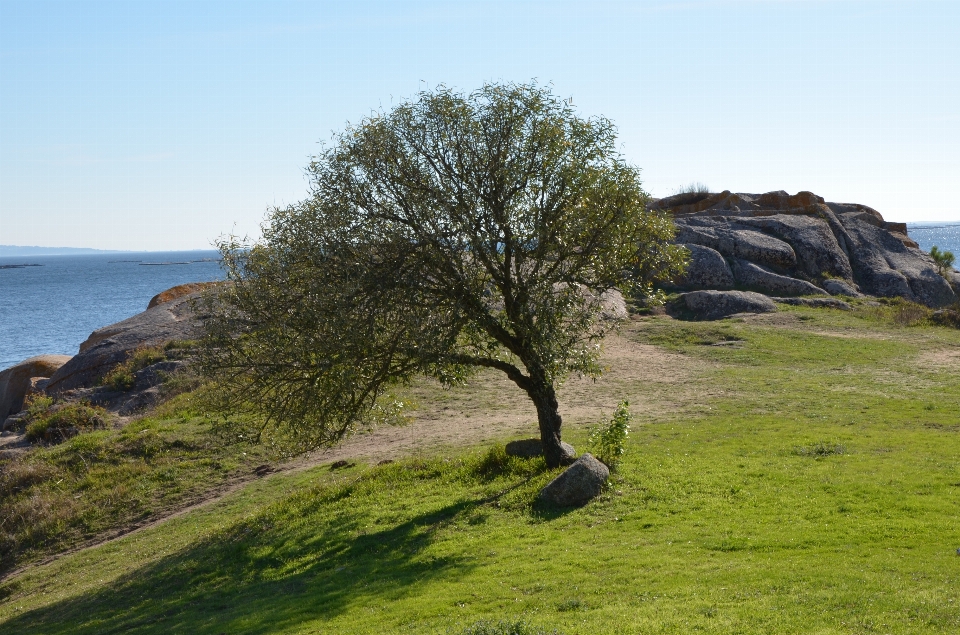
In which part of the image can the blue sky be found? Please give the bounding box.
[1,0,957,250]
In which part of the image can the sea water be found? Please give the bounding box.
[2,225,960,371]
[906,222,960,256]
[0,251,223,370]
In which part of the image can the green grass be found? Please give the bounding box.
[0,398,269,575]
[3,305,960,633]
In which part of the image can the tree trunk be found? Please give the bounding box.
[528,377,574,468]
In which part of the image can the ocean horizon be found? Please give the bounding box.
[2,223,960,372]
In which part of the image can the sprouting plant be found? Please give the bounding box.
[930,245,956,278]
[588,400,631,470]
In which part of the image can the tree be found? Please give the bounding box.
[930,245,956,278]
[199,82,686,468]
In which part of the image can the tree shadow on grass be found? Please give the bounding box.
[1,498,479,634]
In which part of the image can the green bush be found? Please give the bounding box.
[101,346,167,392]
[22,394,53,420]
[588,400,631,470]
[930,245,956,277]
[24,401,107,443]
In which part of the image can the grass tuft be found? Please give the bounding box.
[792,441,847,458]
[462,620,563,635]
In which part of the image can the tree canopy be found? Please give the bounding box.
[199,82,685,467]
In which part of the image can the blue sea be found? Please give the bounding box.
[2,225,960,371]
[906,222,960,256]
[0,251,224,370]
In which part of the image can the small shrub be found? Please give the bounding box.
[588,400,631,470]
[101,367,136,391]
[24,401,107,443]
[462,620,562,635]
[930,304,960,329]
[472,444,514,479]
[101,346,167,392]
[930,245,956,277]
[792,442,846,458]
[556,598,589,612]
[672,181,710,196]
[863,298,930,327]
[23,394,53,420]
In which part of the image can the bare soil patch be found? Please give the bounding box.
[309,326,710,465]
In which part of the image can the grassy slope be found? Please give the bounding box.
[0,400,271,575]
[3,305,960,634]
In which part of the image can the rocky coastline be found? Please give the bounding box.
[0,283,211,455]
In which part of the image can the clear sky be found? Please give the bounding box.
[1,0,957,251]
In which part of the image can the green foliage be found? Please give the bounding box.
[930,245,956,277]
[198,81,685,461]
[23,401,106,443]
[866,297,931,327]
[587,400,631,470]
[22,393,53,420]
[100,346,167,392]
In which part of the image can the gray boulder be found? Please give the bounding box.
[599,289,628,321]
[505,438,577,460]
[45,291,206,394]
[538,453,609,507]
[834,213,957,307]
[678,290,777,320]
[822,279,862,297]
[674,244,734,290]
[731,259,824,297]
[0,355,72,420]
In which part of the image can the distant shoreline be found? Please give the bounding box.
[0,246,217,257]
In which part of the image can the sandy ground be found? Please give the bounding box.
[301,328,708,465]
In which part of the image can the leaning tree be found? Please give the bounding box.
[199,82,686,468]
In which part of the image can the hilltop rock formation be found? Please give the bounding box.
[652,190,956,308]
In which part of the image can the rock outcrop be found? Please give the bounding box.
[147,281,219,309]
[44,292,206,395]
[654,190,955,307]
[0,355,71,420]
[677,290,777,320]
